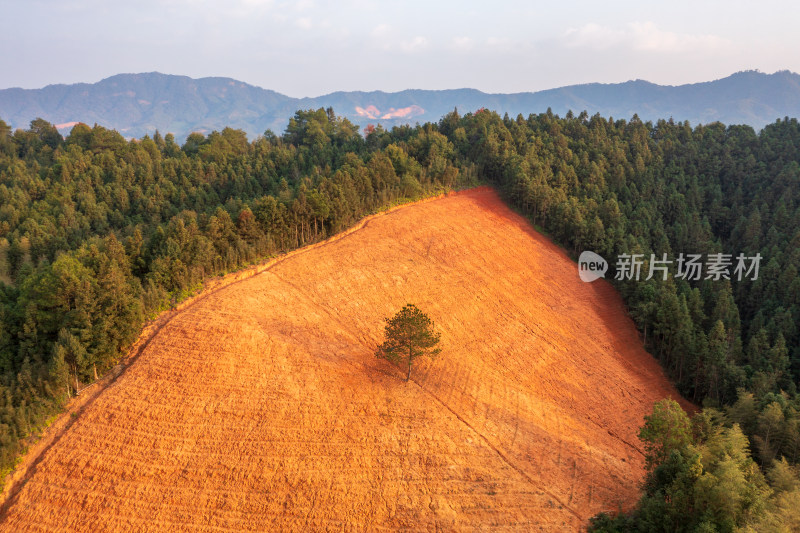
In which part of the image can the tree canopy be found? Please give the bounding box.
[375,304,441,381]
[639,398,693,471]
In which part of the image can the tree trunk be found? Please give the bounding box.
[407,347,413,381]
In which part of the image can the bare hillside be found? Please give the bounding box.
[0,187,687,531]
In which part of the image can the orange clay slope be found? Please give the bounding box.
[0,187,688,531]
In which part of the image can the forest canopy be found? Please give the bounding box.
[0,108,798,527]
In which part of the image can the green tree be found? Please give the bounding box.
[29,118,63,150]
[639,398,693,471]
[375,304,441,381]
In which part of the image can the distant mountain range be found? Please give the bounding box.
[2,70,800,141]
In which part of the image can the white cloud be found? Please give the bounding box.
[239,0,274,6]
[629,21,728,53]
[450,36,473,51]
[564,21,729,54]
[399,35,428,52]
[564,23,626,50]
[486,36,511,48]
[295,17,312,29]
[282,0,314,11]
[371,23,390,37]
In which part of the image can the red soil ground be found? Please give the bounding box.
[0,187,687,531]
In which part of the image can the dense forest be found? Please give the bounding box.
[1,107,799,528]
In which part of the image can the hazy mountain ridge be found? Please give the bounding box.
[2,70,799,140]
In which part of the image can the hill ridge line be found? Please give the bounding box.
[3,70,800,138]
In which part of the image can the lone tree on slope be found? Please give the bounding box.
[375,304,442,381]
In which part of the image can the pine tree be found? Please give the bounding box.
[375,304,442,381]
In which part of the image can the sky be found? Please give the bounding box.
[2,0,799,97]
